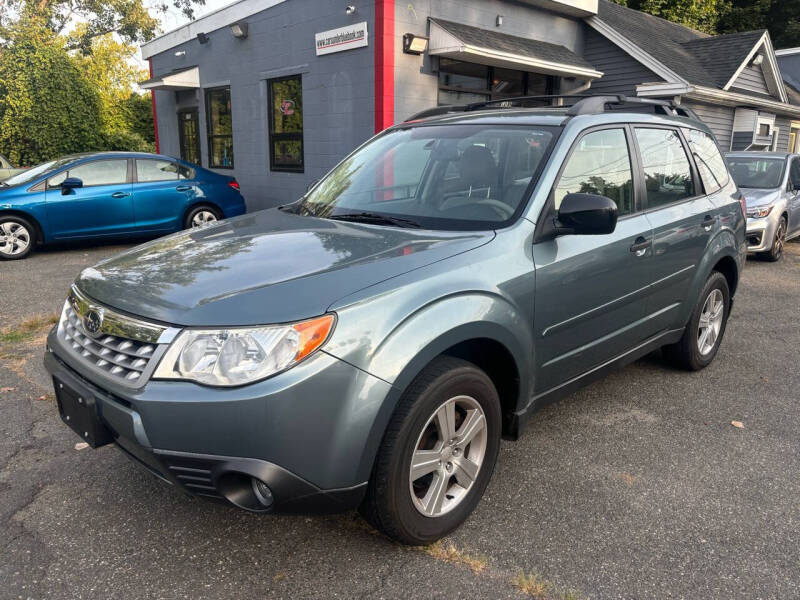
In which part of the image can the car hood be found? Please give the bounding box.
[741,188,782,207]
[76,209,494,326]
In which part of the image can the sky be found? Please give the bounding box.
[149,0,236,35]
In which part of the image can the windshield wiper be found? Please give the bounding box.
[328,212,422,229]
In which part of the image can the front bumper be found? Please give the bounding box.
[44,330,393,512]
[746,215,778,253]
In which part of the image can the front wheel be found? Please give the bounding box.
[0,215,36,260]
[663,271,730,371]
[760,216,786,262]
[360,356,501,545]
[184,204,222,229]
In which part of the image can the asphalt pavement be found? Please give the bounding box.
[1,239,798,599]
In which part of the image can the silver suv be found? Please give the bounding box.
[726,152,800,261]
[46,96,746,544]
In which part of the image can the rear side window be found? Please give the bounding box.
[635,128,695,209]
[554,128,634,217]
[136,159,192,182]
[683,129,728,194]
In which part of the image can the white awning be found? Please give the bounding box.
[428,19,603,80]
[139,66,200,91]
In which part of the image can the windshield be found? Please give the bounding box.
[295,124,558,230]
[726,156,785,189]
[1,156,79,188]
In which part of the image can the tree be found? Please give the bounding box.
[1,0,204,52]
[718,1,800,49]
[611,0,730,34]
[0,15,105,165]
[74,27,154,151]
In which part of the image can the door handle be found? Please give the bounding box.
[630,236,650,257]
[701,215,715,231]
[176,185,192,192]
[111,192,130,198]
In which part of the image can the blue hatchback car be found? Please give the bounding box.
[0,152,246,259]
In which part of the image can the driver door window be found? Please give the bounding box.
[553,128,635,216]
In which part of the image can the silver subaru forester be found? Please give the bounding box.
[726,152,800,261]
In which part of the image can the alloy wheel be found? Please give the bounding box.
[409,395,487,517]
[0,222,30,257]
[773,220,786,260]
[697,288,724,356]
[191,210,218,227]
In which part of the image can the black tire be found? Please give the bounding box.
[183,204,222,229]
[0,214,37,260]
[663,271,730,371]
[359,356,502,545]
[759,216,787,262]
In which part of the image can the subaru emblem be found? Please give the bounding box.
[83,309,104,337]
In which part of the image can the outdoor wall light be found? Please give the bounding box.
[752,54,764,66]
[345,5,356,14]
[174,50,186,57]
[197,32,209,44]
[496,15,504,26]
[403,33,429,55]
[230,22,248,39]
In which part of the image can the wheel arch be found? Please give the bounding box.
[0,209,45,244]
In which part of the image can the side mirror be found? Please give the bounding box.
[60,177,83,195]
[557,193,618,235]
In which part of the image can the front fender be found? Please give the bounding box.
[326,292,533,484]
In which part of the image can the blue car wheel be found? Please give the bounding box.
[0,215,36,260]
[184,204,222,229]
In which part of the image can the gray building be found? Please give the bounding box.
[776,46,800,152]
[141,0,800,211]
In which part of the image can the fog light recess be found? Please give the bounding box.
[216,472,275,512]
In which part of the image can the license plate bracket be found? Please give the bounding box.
[54,377,114,448]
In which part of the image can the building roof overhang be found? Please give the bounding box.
[139,66,200,91]
[429,18,603,80]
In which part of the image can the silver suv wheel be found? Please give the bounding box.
[409,394,487,517]
[697,288,724,356]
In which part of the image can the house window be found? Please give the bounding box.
[268,75,304,172]
[437,58,557,106]
[758,122,771,137]
[206,87,234,168]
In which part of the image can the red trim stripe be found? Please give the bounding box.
[374,0,395,133]
[148,58,160,154]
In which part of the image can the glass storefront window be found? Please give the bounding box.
[437,58,557,106]
[269,75,304,172]
[205,87,234,168]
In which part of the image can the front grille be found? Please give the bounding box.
[55,285,177,386]
[61,305,155,382]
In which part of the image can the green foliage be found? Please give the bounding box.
[0,15,154,165]
[719,1,800,49]
[611,0,800,47]
[612,0,729,34]
[1,0,203,51]
[0,17,105,166]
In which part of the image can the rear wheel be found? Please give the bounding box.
[360,356,501,545]
[184,204,222,229]
[0,215,36,260]
[760,216,786,262]
[663,271,730,371]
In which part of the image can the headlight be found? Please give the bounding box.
[153,315,335,386]
[747,205,773,218]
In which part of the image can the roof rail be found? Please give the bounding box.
[404,94,699,122]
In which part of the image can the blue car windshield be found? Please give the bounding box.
[726,157,785,189]
[295,124,559,230]
[1,156,80,188]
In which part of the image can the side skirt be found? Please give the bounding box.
[507,328,684,439]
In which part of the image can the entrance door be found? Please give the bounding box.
[178,109,201,166]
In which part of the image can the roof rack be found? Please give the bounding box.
[404,94,698,122]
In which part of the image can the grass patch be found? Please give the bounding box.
[423,541,488,574]
[514,572,551,598]
[0,313,58,345]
